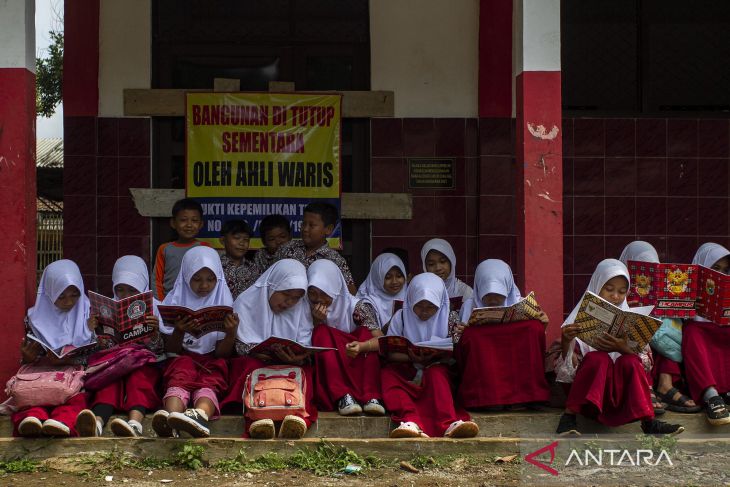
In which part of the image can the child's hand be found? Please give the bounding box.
[536,311,550,327]
[20,339,42,364]
[145,315,160,330]
[174,315,197,334]
[454,323,466,336]
[87,315,99,332]
[311,303,328,322]
[274,345,310,365]
[223,313,240,335]
[562,324,580,340]
[345,341,362,358]
[594,332,633,355]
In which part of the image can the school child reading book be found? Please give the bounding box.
[153,198,209,300]
[276,202,356,294]
[420,238,473,307]
[380,247,413,282]
[219,219,258,298]
[682,242,730,426]
[381,273,479,439]
[555,259,683,436]
[455,259,550,409]
[220,259,316,439]
[307,259,386,416]
[11,260,97,437]
[151,246,238,438]
[254,214,292,273]
[74,256,164,437]
[618,240,700,415]
[356,252,408,329]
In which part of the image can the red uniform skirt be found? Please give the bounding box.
[682,321,730,403]
[163,352,228,395]
[565,351,653,427]
[455,320,549,408]
[92,364,162,412]
[380,362,470,437]
[312,324,382,410]
[11,392,88,437]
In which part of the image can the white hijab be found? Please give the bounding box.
[692,243,730,323]
[619,241,660,266]
[161,246,233,354]
[112,255,161,318]
[563,259,630,360]
[307,259,360,334]
[235,259,312,346]
[356,253,407,328]
[27,259,93,349]
[387,272,452,348]
[420,238,473,300]
[460,259,522,322]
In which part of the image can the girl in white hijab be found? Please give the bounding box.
[421,239,473,309]
[619,240,660,267]
[555,259,683,436]
[153,246,238,439]
[356,252,407,329]
[381,273,479,439]
[14,260,95,438]
[307,260,385,418]
[221,259,314,440]
[683,243,730,426]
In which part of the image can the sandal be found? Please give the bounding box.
[650,389,666,416]
[657,387,702,413]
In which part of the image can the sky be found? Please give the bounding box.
[36,0,64,139]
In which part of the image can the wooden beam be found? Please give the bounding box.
[213,78,240,92]
[123,89,394,118]
[129,189,412,220]
[268,81,296,92]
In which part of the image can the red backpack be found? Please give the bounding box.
[83,344,157,390]
[242,365,308,421]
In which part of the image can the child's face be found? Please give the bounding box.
[413,300,439,321]
[54,285,81,311]
[599,276,629,307]
[269,289,305,313]
[114,284,140,300]
[307,286,334,307]
[170,209,204,241]
[383,266,406,296]
[219,232,250,261]
[425,250,452,281]
[301,212,333,249]
[263,226,291,255]
[482,293,506,307]
[189,267,217,297]
[712,256,730,274]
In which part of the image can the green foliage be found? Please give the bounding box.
[636,433,679,454]
[408,455,451,470]
[36,30,63,118]
[288,441,383,476]
[0,459,40,474]
[174,442,206,470]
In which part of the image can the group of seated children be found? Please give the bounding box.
[6,197,728,441]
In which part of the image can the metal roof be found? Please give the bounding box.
[36,137,64,168]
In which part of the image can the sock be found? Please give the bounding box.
[194,408,209,421]
[92,403,115,426]
[95,417,104,436]
[703,387,720,403]
[128,419,143,433]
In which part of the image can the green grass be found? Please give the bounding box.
[0,459,41,474]
[174,442,206,470]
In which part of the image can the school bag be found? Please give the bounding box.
[649,318,683,363]
[6,364,85,409]
[83,344,157,390]
[242,365,308,421]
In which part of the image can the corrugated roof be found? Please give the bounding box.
[36,137,63,168]
[37,195,63,212]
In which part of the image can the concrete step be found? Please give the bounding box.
[1,409,727,438]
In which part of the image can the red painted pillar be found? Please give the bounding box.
[0,0,37,390]
[513,0,563,344]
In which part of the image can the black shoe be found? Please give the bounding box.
[337,394,363,416]
[705,395,730,426]
[641,419,684,436]
[167,409,210,438]
[556,413,580,436]
[362,398,386,416]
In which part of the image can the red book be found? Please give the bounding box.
[627,260,698,318]
[89,291,155,344]
[377,335,453,363]
[697,266,730,325]
[157,305,233,338]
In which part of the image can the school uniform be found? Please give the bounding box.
[420,239,473,307]
[308,259,383,412]
[455,260,549,408]
[356,252,408,329]
[220,254,259,299]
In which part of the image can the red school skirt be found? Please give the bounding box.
[682,320,730,403]
[92,364,162,412]
[163,352,228,395]
[11,392,88,437]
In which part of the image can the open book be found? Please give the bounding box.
[26,333,97,359]
[157,305,233,338]
[378,335,453,363]
[573,291,661,354]
[697,266,730,325]
[627,260,698,318]
[247,336,335,356]
[89,290,155,343]
[466,292,542,326]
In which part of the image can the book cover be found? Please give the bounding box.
[26,333,97,359]
[466,292,542,326]
[627,260,698,318]
[157,305,233,338]
[573,291,661,354]
[89,290,155,344]
[247,336,335,356]
[696,266,730,325]
[377,335,453,363]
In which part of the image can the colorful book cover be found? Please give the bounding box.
[26,333,97,359]
[157,305,233,338]
[573,291,661,354]
[247,336,335,356]
[627,260,698,318]
[466,292,542,326]
[377,335,453,363]
[89,290,155,343]
[696,266,730,325]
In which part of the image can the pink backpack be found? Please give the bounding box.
[243,365,308,421]
[6,364,85,409]
[84,344,157,391]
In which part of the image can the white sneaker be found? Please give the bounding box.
[444,420,479,438]
[41,419,71,437]
[337,394,363,416]
[17,416,43,437]
[75,409,100,437]
[167,409,210,438]
[278,415,307,439]
[389,421,426,438]
[362,398,386,416]
[151,410,174,437]
[249,418,275,439]
[110,418,142,437]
